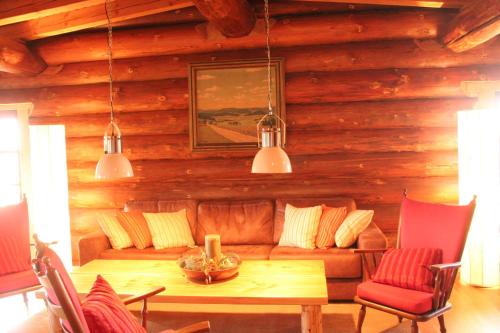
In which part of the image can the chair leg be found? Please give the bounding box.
[438,315,446,333]
[356,305,366,333]
[22,292,29,313]
[411,320,419,333]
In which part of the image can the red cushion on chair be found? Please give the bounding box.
[0,200,31,275]
[0,269,39,293]
[357,281,434,314]
[82,275,146,333]
[399,198,475,263]
[372,248,442,292]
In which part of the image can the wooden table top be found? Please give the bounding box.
[71,259,328,305]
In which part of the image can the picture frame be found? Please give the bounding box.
[188,58,285,151]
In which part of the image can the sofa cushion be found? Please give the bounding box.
[278,204,322,249]
[144,210,195,249]
[125,200,198,236]
[99,246,189,260]
[335,210,374,248]
[357,280,434,314]
[274,198,356,243]
[196,200,274,245]
[269,246,361,278]
[185,245,273,260]
[96,213,133,250]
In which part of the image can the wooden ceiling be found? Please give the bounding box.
[0,0,498,76]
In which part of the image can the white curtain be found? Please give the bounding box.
[458,109,500,287]
[29,125,72,269]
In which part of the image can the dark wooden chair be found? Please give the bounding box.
[354,191,476,333]
[33,245,210,333]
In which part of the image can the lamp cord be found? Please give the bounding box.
[105,0,114,123]
[264,0,272,114]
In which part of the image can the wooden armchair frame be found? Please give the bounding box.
[353,192,476,333]
[33,245,209,333]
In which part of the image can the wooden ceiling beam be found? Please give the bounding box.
[0,38,46,75]
[1,0,193,41]
[0,0,104,26]
[191,0,256,37]
[286,0,469,9]
[443,0,500,53]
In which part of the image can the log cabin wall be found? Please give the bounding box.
[0,3,499,263]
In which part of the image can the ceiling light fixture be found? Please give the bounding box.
[95,0,134,179]
[251,0,292,174]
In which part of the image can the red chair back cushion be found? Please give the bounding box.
[0,200,31,275]
[373,248,442,293]
[399,198,475,263]
[82,275,146,333]
[42,248,89,333]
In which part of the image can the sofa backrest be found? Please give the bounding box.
[124,199,198,236]
[196,200,274,245]
[273,197,356,244]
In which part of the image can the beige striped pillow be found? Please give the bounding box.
[96,213,133,250]
[316,205,348,249]
[335,210,374,248]
[278,204,322,249]
[117,211,152,249]
[143,209,195,249]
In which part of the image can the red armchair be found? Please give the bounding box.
[33,245,210,333]
[0,200,40,310]
[354,192,476,333]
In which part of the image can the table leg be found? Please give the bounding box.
[301,305,323,333]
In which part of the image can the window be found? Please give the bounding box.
[0,104,31,207]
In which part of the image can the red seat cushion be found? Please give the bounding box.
[82,275,146,333]
[357,281,434,314]
[373,248,442,292]
[0,200,31,275]
[0,269,39,293]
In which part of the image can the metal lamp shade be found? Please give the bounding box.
[251,146,292,173]
[95,121,134,179]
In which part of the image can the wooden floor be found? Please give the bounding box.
[6,282,499,333]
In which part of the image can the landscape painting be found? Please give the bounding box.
[189,59,285,151]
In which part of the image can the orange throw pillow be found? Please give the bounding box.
[117,212,152,249]
[316,205,348,249]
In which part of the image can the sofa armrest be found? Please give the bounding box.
[357,223,387,250]
[78,231,110,266]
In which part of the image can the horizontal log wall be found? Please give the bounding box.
[0,7,498,262]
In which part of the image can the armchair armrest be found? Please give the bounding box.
[122,287,166,330]
[122,286,165,305]
[78,231,110,266]
[430,262,461,310]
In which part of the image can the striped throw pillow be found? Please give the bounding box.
[335,210,374,248]
[278,204,323,249]
[117,212,152,249]
[373,248,442,292]
[82,275,146,333]
[143,209,195,249]
[96,213,133,250]
[316,205,348,249]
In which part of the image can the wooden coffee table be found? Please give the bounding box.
[71,259,328,333]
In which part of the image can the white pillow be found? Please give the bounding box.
[278,204,323,249]
[143,209,195,249]
[96,213,133,250]
[335,210,374,248]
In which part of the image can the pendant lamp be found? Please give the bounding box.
[251,0,291,173]
[95,0,133,179]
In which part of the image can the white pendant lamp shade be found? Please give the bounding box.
[252,146,291,173]
[96,153,133,179]
[95,121,134,179]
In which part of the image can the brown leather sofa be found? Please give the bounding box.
[78,197,387,300]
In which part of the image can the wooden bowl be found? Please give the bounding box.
[182,266,239,283]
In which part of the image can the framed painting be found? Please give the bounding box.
[188,58,285,151]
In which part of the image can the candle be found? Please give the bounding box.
[205,234,222,264]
